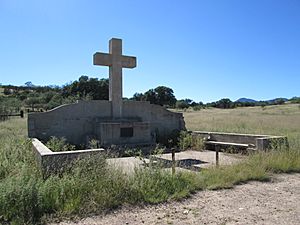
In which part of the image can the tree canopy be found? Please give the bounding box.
[1,75,298,113]
[132,86,177,107]
[62,75,109,100]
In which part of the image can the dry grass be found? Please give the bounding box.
[183,104,300,146]
[183,105,300,191]
[0,118,202,224]
[1,105,299,224]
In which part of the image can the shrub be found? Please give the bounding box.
[193,105,202,111]
[46,136,76,152]
[155,129,180,148]
[88,139,100,149]
[178,131,204,150]
[176,100,190,109]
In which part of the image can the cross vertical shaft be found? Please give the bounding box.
[109,38,122,118]
[93,38,136,118]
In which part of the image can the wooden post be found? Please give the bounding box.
[216,145,219,167]
[172,148,175,175]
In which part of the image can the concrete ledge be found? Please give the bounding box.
[206,141,249,147]
[32,138,106,177]
[192,131,288,151]
[256,136,289,151]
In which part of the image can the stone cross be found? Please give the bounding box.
[93,38,136,118]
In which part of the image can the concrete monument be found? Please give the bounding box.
[94,38,136,118]
[28,38,185,147]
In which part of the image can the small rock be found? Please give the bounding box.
[183,210,189,215]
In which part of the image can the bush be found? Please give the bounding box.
[193,105,202,111]
[176,100,189,109]
[46,136,75,152]
[155,129,180,148]
[88,139,100,149]
[178,131,204,150]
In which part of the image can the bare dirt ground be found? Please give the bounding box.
[52,173,300,225]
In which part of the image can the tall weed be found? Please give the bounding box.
[1,105,300,225]
[178,131,204,150]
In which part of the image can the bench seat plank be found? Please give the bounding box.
[205,141,249,147]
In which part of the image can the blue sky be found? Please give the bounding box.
[0,0,299,103]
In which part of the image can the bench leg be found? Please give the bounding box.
[215,145,220,167]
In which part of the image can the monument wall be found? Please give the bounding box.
[123,101,185,134]
[28,101,111,145]
[28,100,185,146]
[28,38,185,147]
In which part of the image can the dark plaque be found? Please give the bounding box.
[120,127,134,137]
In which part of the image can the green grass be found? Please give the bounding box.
[178,131,204,151]
[0,87,4,96]
[0,119,201,224]
[0,104,300,224]
[199,148,300,190]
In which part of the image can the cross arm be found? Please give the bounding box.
[121,55,137,68]
[93,52,112,66]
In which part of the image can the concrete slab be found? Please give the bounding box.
[107,157,150,174]
[33,137,246,176]
[154,150,246,169]
[105,150,246,174]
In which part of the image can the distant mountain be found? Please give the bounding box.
[236,97,289,103]
[266,98,288,104]
[236,98,257,103]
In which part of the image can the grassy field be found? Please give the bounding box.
[0,118,202,224]
[0,104,299,224]
[183,104,300,147]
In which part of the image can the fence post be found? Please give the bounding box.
[172,148,175,175]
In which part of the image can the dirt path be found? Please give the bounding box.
[52,173,300,225]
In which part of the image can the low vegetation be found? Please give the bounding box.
[178,131,204,151]
[1,78,299,116]
[46,136,76,152]
[0,104,299,224]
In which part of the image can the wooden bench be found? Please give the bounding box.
[205,140,256,153]
[192,131,287,153]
